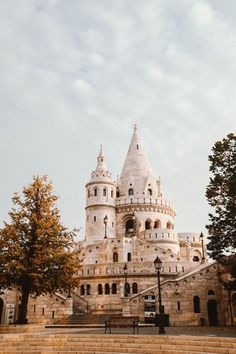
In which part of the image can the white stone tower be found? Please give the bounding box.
[116,125,179,254]
[85,146,116,244]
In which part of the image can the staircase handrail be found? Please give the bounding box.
[71,290,89,312]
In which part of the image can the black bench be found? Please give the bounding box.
[105,316,139,334]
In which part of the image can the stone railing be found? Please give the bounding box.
[116,196,173,209]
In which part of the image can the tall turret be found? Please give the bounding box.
[116,125,179,254]
[85,146,116,244]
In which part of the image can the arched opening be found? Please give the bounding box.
[105,283,110,295]
[111,190,114,198]
[127,252,132,262]
[116,190,120,197]
[145,220,152,230]
[154,220,161,228]
[86,284,91,296]
[193,256,200,262]
[94,188,98,197]
[147,189,152,196]
[166,221,172,229]
[208,290,215,295]
[0,298,4,325]
[125,219,135,236]
[193,296,200,313]
[113,252,118,262]
[207,299,218,326]
[128,188,134,196]
[103,188,107,196]
[112,283,117,294]
[98,284,103,295]
[132,283,138,294]
[80,285,85,296]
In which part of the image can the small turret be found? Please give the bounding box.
[85,146,116,244]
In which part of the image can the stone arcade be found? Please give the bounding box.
[0,126,234,326]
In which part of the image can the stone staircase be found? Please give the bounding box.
[1,333,236,354]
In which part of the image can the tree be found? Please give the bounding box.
[0,176,78,324]
[206,133,236,286]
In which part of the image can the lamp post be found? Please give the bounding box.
[104,215,108,239]
[200,232,205,262]
[124,263,128,297]
[154,255,165,334]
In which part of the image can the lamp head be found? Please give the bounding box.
[200,232,204,240]
[154,255,162,271]
[104,215,108,224]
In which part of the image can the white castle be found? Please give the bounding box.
[0,126,232,326]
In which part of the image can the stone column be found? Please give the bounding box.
[122,297,131,316]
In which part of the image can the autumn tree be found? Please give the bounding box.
[206,133,236,288]
[0,176,78,324]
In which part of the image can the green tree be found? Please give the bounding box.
[0,176,78,324]
[206,133,236,286]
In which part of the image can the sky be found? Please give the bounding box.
[0,0,235,241]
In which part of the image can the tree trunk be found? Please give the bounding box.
[17,286,30,324]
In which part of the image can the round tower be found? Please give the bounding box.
[85,146,116,244]
[116,125,179,254]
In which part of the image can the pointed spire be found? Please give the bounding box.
[119,125,159,197]
[90,145,112,181]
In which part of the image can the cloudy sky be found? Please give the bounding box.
[0,0,235,240]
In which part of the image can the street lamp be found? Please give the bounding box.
[124,263,128,297]
[200,232,205,262]
[104,215,108,239]
[154,255,165,334]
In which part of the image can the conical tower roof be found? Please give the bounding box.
[118,125,159,197]
[89,145,113,183]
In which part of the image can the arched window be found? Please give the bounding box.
[113,252,118,262]
[145,220,151,230]
[80,285,85,296]
[86,284,91,296]
[103,188,107,196]
[154,220,161,228]
[111,190,114,198]
[147,189,152,196]
[166,221,172,229]
[98,284,103,295]
[105,283,110,295]
[127,252,132,262]
[87,190,90,198]
[193,296,200,313]
[132,283,138,294]
[116,190,120,197]
[208,290,215,295]
[128,188,134,196]
[112,283,117,294]
[94,188,98,197]
[126,219,134,231]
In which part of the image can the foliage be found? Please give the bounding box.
[206,133,236,287]
[0,176,78,323]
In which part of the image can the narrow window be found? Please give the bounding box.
[88,190,90,198]
[127,252,132,262]
[112,283,117,294]
[132,283,138,294]
[52,311,55,319]
[145,220,151,230]
[137,144,139,150]
[147,189,152,196]
[34,305,36,313]
[94,216,96,222]
[105,283,110,295]
[193,296,200,313]
[80,285,85,296]
[103,188,107,196]
[94,188,98,197]
[98,284,103,295]
[111,190,113,197]
[128,188,134,196]
[87,284,91,296]
[42,308,45,316]
[113,252,118,262]
[177,301,181,310]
